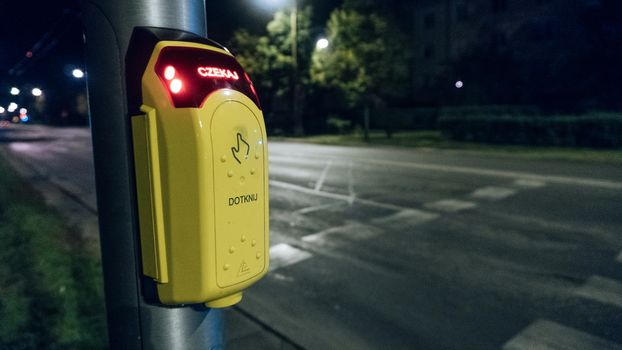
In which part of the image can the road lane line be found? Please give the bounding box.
[358,159,622,190]
[269,243,312,272]
[513,178,546,188]
[272,153,622,189]
[575,275,622,308]
[270,179,410,212]
[295,202,344,215]
[302,223,382,245]
[471,186,517,200]
[424,199,478,212]
[347,160,356,204]
[271,153,622,190]
[617,252,622,263]
[314,159,332,192]
[502,319,622,350]
[371,209,439,226]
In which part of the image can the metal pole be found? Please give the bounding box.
[291,0,303,136]
[81,1,224,349]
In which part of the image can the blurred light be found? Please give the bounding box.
[11,116,19,123]
[72,68,85,78]
[265,0,285,6]
[10,87,20,95]
[26,51,33,58]
[256,0,286,11]
[20,115,29,123]
[0,106,4,113]
[455,80,464,89]
[170,79,183,94]
[32,88,42,96]
[164,66,176,80]
[8,103,18,112]
[19,108,27,115]
[316,38,329,50]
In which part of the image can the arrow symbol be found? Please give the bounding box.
[231,133,250,164]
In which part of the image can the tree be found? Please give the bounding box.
[230,7,314,135]
[311,6,410,139]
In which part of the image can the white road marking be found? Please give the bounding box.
[295,202,344,215]
[424,199,478,212]
[503,319,622,350]
[514,178,546,188]
[617,252,622,263]
[270,154,328,166]
[575,275,622,308]
[270,179,410,212]
[302,223,382,245]
[371,209,439,226]
[269,243,312,272]
[347,161,356,204]
[269,166,319,180]
[314,160,333,192]
[471,186,517,200]
[487,211,618,242]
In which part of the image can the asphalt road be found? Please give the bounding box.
[2,124,622,350]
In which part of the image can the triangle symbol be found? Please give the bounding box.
[238,260,250,276]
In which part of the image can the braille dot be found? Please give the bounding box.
[220,155,227,163]
[250,168,255,175]
[229,246,235,254]
[251,240,257,247]
[227,170,234,177]
[223,264,230,271]
[255,153,260,159]
[240,176,246,184]
[256,252,262,259]
[241,235,247,243]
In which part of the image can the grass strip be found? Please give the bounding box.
[0,156,107,350]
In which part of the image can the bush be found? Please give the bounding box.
[372,107,439,131]
[326,116,352,134]
[439,112,622,148]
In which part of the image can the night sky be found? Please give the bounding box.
[0,0,340,94]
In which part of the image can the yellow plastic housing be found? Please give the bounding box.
[131,41,269,307]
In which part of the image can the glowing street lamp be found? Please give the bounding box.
[316,38,329,50]
[0,106,5,114]
[10,87,20,95]
[72,68,85,78]
[32,87,43,96]
[258,0,303,135]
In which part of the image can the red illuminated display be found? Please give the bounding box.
[154,47,260,108]
[197,67,239,80]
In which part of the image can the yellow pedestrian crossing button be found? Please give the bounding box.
[130,35,269,308]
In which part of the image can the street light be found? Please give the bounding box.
[32,87,43,96]
[0,106,5,114]
[10,87,20,95]
[316,38,329,50]
[259,0,302,135]
[72,68,85,78]
[8,102,18,113]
